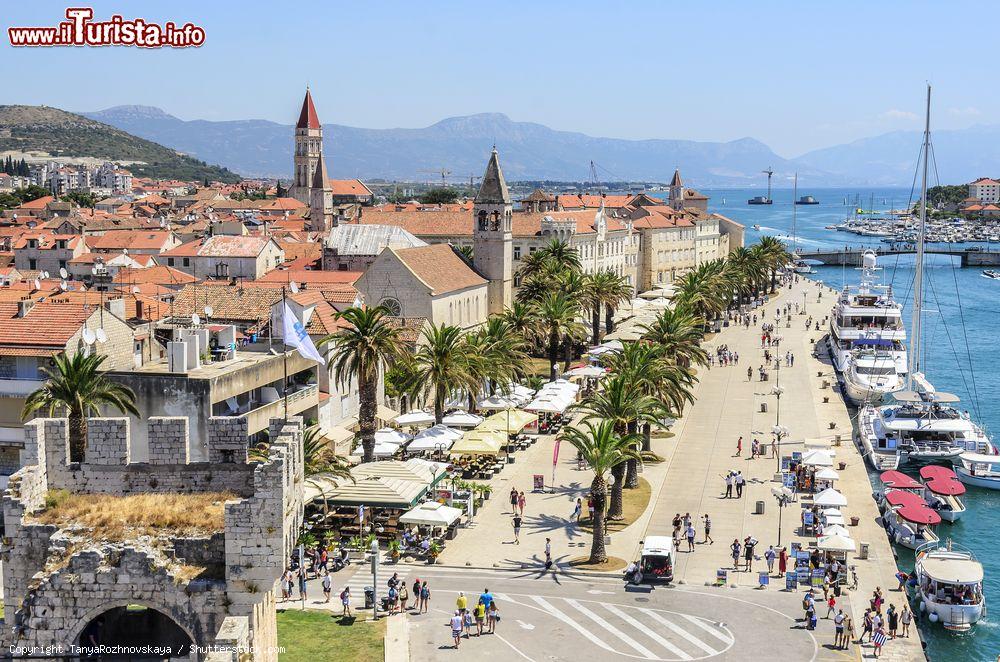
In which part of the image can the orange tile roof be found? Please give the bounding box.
[258,269,361,285]
[18,196,55,211]
[972,177,1000,186]
[557,194,631,209]
[113,265,197,286]
[162,235,277,258]
[87,230,177,252]
[392,244,486,295]
[0,302,93,348]
[358,210,624,238]
[329,179,373,197]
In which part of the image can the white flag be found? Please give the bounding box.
[282,303,326,365]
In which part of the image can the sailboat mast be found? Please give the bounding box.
[908,84,931,387]
[792,173,798,252]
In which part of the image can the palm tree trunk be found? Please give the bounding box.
[68,411,87,463]
[548,330,560,381]
[359,374,378,463]
[589,476,608,564]
[770,268,777,294]
[608,462,626,520]
[562,336,573,372]
[625,421,639,488]
[604,305,615,334]
[642,423,652,452]
[591,307,601,346]
[434,383,446,424]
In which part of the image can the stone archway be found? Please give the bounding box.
[76,604,195,661]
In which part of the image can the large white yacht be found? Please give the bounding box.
[827,251,908,402]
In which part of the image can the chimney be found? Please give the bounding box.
[17,298,35,318]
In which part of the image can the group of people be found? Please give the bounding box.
[710,344,739,367]
[728,537,759,571]
[671,512,713,550]
[722,469,746,496]
[449,588,501,648]
[857,586,912,658]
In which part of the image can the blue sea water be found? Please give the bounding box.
[704,187,1000,661]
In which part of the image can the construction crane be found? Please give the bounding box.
[418,168,453,187]
[589,160,603,195]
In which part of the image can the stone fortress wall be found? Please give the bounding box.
[1,414,305,661]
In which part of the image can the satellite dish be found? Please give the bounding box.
[82,328,96,345]
[204,305,214,318]
[95,328,108,344]
[32,279,41,290]
[59,280,68,291]
[131,286,140,294]
[41,271,50,279]
[289,281,299,294]
[191,313,201,326]
[59,268,68,279]
[91,267,98,276]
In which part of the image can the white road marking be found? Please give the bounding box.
[586,589,616,595]
[679,614,733,645]
[516,620,535,630]
[639,609,719,657]
[564,598,658,659]
[530,596,615,654]
[603,604,692,661]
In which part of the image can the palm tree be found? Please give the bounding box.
[535,292,584,380]
[675,261,729,325]
[536,238,582,272]
[455,244,474,262]
[639,307,709,368]
[501,302,539,346]
[413,324,476,423]
[756,236,790,293]
[516,250,553,280]
[560,420,642,564]
[597,272,632,335]
[478,317,529,394]
[574,374,667,514]
[22,352,139,462]
[323,306,405,463]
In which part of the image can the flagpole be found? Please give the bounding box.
[282,286,289,420]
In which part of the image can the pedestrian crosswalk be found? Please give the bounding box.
[496,593,734,661]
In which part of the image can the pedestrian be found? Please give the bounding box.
[518,491,526,516]
[571,498,582,522]
[872,625,887,658]
[833,609,846,648]
[686,523,696,551]
[297,568,307,601]
[765,546,776,574]
[399,582,409,612]
[340,586,352,618]
[730,539,741,570]
[702,514,714,544]
[682,512,692,528]
[450,611,464,649]
[747,366,753,381]
[487,601,499,634]
[826,594,836,619]
[509,487,518,514]
[387,583,398,615]
[420,581,430,614]
[281,568,292,601]
[474,598,486,636]
[859,608,872,644]
[480,587,494,612]
[743,537,756,572]
[672,522,682,548]
[887,604,898,639]
[735,471,745,498]
[587,496,594,521]
[895,570,907,592]
[463,608,475,638]
[736,436,742,457]
[412,578,421,612]
[545,538,552,568]
[771,436,778,458]
[322,571,332,603]
[900,605,912,637]
[456,591,467,617]
[778,547,788,576]
[724,472,733,498]
[751,438,759,458]
[512,513,522,544]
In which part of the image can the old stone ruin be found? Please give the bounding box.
[1,415,305,661]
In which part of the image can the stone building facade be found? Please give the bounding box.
[1,415,305,661]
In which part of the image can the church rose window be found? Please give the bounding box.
[380,297,402,316]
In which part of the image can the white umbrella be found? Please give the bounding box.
[821,507,844,517]
[565,365,606,378]
[395,410,434,427]
[814,488,848,507]
[525,398,571,413]
[350,441,401,458]
[407,425,463,453]
[802,450,834,467]
[821,524,852,538]
[442,411,484,428]
[374,428,412,444]
[399,501,463,527]
[817,534,856,553]
[815,467,841,481]
[478,395,519,410]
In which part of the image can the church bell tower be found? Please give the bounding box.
[291,88,323,205]
[473,148,513,315]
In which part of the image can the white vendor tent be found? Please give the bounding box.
[399,501,463,528]
[814,488,848,507]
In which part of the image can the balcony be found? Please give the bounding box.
[0,378,44,399]
[231,384,319,435]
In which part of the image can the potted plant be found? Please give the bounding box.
[427,541,442,564]
[480,483,492,500]
[347,536,365,561]
[387,539,401,562]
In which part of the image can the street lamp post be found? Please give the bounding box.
[771,359,786,472]
[774,492,790,546]
[370,538,380,620]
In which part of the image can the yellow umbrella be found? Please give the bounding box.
[449,429,506,456]
[481,410,538,434]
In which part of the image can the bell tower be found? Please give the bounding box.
[668,168,684,210]
[473,148,513,315]
[308,152,334,232]
[291,88,323,205]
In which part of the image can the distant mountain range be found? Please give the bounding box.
[0,105,240,183]
[72,105,1000,187]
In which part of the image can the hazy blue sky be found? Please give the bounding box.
[3,1,995,157]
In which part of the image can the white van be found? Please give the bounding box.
[639,536,675,583]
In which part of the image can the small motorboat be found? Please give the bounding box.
[881,489,940,549]
[747,196,772,205]
[919,465,966,522]
[914,540,985,631]
[752,224,762,230]
[796,195,819,205]
[982,269,1000,280]
[955,452,1000,489]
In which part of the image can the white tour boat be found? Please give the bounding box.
[918,465,966,522]
[914,540,985,631]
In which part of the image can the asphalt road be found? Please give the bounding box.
[373,565,856,662]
